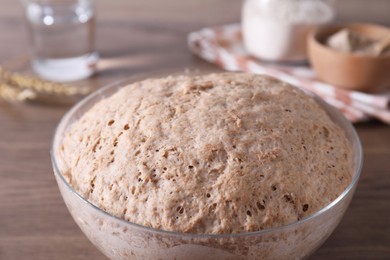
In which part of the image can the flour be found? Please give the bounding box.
[326,28,390,56]
[242,0,335,62]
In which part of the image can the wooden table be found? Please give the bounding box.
[0,1,389,259]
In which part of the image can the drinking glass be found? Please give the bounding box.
[21,0,99,82]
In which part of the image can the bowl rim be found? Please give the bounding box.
[308,22,390,60]
[50,72,364,239]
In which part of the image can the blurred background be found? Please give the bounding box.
[1,0,390,78]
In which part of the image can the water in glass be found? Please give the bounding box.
[24,0,98,81]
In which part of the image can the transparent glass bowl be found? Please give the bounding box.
[51,73,363,260]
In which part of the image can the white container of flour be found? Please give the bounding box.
[242,0,335,63]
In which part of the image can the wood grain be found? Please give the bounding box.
[0,1,389,259]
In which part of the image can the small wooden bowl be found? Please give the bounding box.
[308,23,390,93]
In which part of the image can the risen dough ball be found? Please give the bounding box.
[61,73,353,234]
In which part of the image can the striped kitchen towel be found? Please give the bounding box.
[188,23,390,124]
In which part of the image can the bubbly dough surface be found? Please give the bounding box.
[61,73,353,234]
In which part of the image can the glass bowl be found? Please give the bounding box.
[51,72,363,260]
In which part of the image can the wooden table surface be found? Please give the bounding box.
[0,1,389,259]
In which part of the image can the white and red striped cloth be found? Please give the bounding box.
[188,23,390,124]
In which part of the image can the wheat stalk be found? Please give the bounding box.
[0,65,92,102]
[0,81,37,102]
